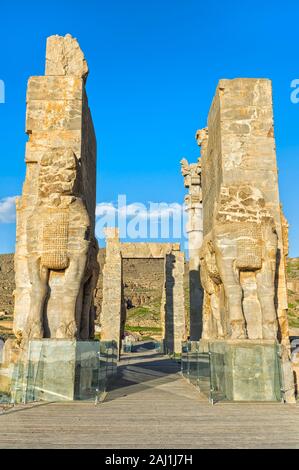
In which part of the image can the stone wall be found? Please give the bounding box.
[0,252,188,312]
[14,34,98,344]
[123,258,164,310]
[287,258,299,333]
[0,255,15,316]
[1,252,298,337]
[199,79,289,341]
[99,233,186,353]
[198,78,295,402]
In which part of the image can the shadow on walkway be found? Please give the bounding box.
[106,348,181,402]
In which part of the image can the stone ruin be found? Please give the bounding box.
[196,78,295,402]
[0,33,297,403]
[100,228,186,354]
[13,34,98,347]
[181,158,203,341]
[0,34,102,401]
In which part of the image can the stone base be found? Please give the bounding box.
[209,340,282,402]
[0,339,21,398]
[198,338,210,353]
[292,350,299,398]
[15,340,100,402]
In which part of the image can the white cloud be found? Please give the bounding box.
[95,202,116,217]
[96,201,185,220]
[95,200,187,241]
[0,197,185,225]
[0,196,17,223]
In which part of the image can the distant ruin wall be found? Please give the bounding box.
[0,252,189,322]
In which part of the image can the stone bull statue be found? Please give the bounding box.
[199,185,279,341]
[18,148,99,345]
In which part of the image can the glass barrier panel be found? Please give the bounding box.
[181,341,190,379]
[209,341,282,403]
[1,339,118,406]
[188,342,199,386]
[197,352,211,399]
[181,341,211,400]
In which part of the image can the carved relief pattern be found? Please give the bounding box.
[41,211,69,270]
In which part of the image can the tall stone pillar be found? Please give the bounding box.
[181,158,203,340]
[165,249,186,354]
[160,281,166,341]
[198,79,295,402]
[13,34,98,345]
[100,228,122,351]
[3,34,99,401]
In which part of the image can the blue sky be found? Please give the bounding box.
[0,0,298,256]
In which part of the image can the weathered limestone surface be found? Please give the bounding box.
[100,228,122,348]
[181,158,203,340]
[120,243,180,259]
[100,234,186,353]
[0,252,191,341]
[198,79,295,402]
[45,34,89,82]
[13,34,98,345]
[165,250,185,353]
[210,340,282,401]
[292,347,299,396]
[16,340,99,401]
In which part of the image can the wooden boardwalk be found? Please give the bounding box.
[0,346,299,449]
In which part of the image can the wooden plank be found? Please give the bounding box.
[0,351,298,449]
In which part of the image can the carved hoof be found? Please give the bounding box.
[56,325,67,339]
[56,321,77,339]
[230,323,247,340]
[216,325,225,339]
[262,324,278,341]
[29,323,44,340]
[66,321,78,339]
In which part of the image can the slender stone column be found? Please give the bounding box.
[181,158,203,340]
[100,228,122,350]
[165,249,186,354]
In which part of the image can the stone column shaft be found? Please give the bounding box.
[165,251,186,353]
[181,159,203,340]
[100,229,122,351]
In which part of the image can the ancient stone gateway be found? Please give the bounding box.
[0,34,102,401]
[13,34,98,346]
[100,228,186,354]
[197,78,296,402]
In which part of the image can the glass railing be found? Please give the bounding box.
[209,341,283,403]
[182,340,283,403]
[0,339,118,407]
[153,340,165,354]
[122,339,165,354]
[181,341,211,400]
[122,341,133,353]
